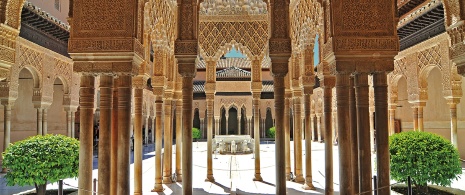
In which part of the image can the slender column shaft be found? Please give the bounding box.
[116,75,132,195]
[163,99,173,183]
[42,109,48,135]
[181,75,194,195]
[303,94,315,190]
[2,103,12,172]
[450,103,458,148]
[317,115,322,142]
[311,115,315,141]
[226,115,229,135]
[413,107,419,130]
[110,86,118,195]
[284,97,291,180]
[418,106,424,131]
[238,116,241,135]
[336,73,353,194]
[349,76,359,194]
[253,95,263,181]
[66,110,72,137]
[78,75,95,195]
[133,88,143,195]
[176,100,183,181]
[37,108,43,135]
[98,75,113,195]
[323,86,334,194]
[145,117,149,144]
[355,73,372,193]
[293,97,304,183]
[206,98,215,181]
[374,72,390,195]
[273,75,286,195]
[71,112,75,138]
[389,109,395,135]
[152,96,163,192]
[369,111,375,152]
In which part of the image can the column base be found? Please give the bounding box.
[294,175,305,183]
[302,183,316,190]
[162,176,172,184]
[253,174,263,181]
[151,184,164,192]
[176,173,183,182]
[205,175,215,182]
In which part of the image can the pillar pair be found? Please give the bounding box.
[336,72,390,195]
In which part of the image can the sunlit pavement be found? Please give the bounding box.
[5,141,465,194]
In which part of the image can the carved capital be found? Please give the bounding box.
[174,40,198,56]
[319,75,336,88]
[152,76,166,87]
[269,39,292,54]
[132,76,147,89]
[204,82,216,93]
[270,63,289,78]
[178,63,196,78]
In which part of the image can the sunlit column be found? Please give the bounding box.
[42,108,48,135]
[321,77,335,195]
[206,95,215,181]
[252,92,262,181]
[36,108,43,135]
[293,96,304,183]
[284,96,291,180]
[303,93,315,190]
[449,102,458,148]
[110,85,118,195]
[349,76,359,194]
[133,85,143,195]
[1,101,13,172]
[175,99,183,181]
[151,94,163,192]
[163,99,173,183]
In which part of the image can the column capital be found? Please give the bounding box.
[178,63,196,78]
[319,75,336,88]
[270,62,289,78]
[205,82,216,94]
[133,75,148,89]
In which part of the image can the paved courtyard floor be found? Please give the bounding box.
[2,141,464,194]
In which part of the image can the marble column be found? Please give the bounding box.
[418,105,424,131]
[369,110,375,152]
[133,87,143,195]
[152,116,155,144]
[238,116,241,135]
[355,73,372,193]
[152,95,163,192]
[66,110,72,137]
[225,113,229,135]
[206,96,215,181]
[303,93,315,190]
[116,75,132,195]
[110,86,118,195]
[374,72,390,195]
[200,118,205,138]
[42,108,48,135]
[284,97,291,181]
[349,76,359,194]
[271,64,287,195]
[145,116,150,144]
[215,117,220,135]
[247,116,252,135]
[388,108,396,135]
[176,99,183,181]
[36,108,43,135]
[180,65,195,195]
[78,75,95,195]
[293,96,304,183]
[449,103,458,148]
[252,93,263,181]
[98,75,113,195]
[163,99,173,183]
[310,114,315,141]
[335,73,353,194]
[322,81,334,195]
[2,101,13,172]
[71,111,76,138]
[316,115,322,142]
[412,106,419,130]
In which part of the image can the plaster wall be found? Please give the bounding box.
[28,0,70,25]
[216,81,251,92]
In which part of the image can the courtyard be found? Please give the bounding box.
[3,141,464,195]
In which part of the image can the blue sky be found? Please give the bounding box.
[223,37,319,66]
